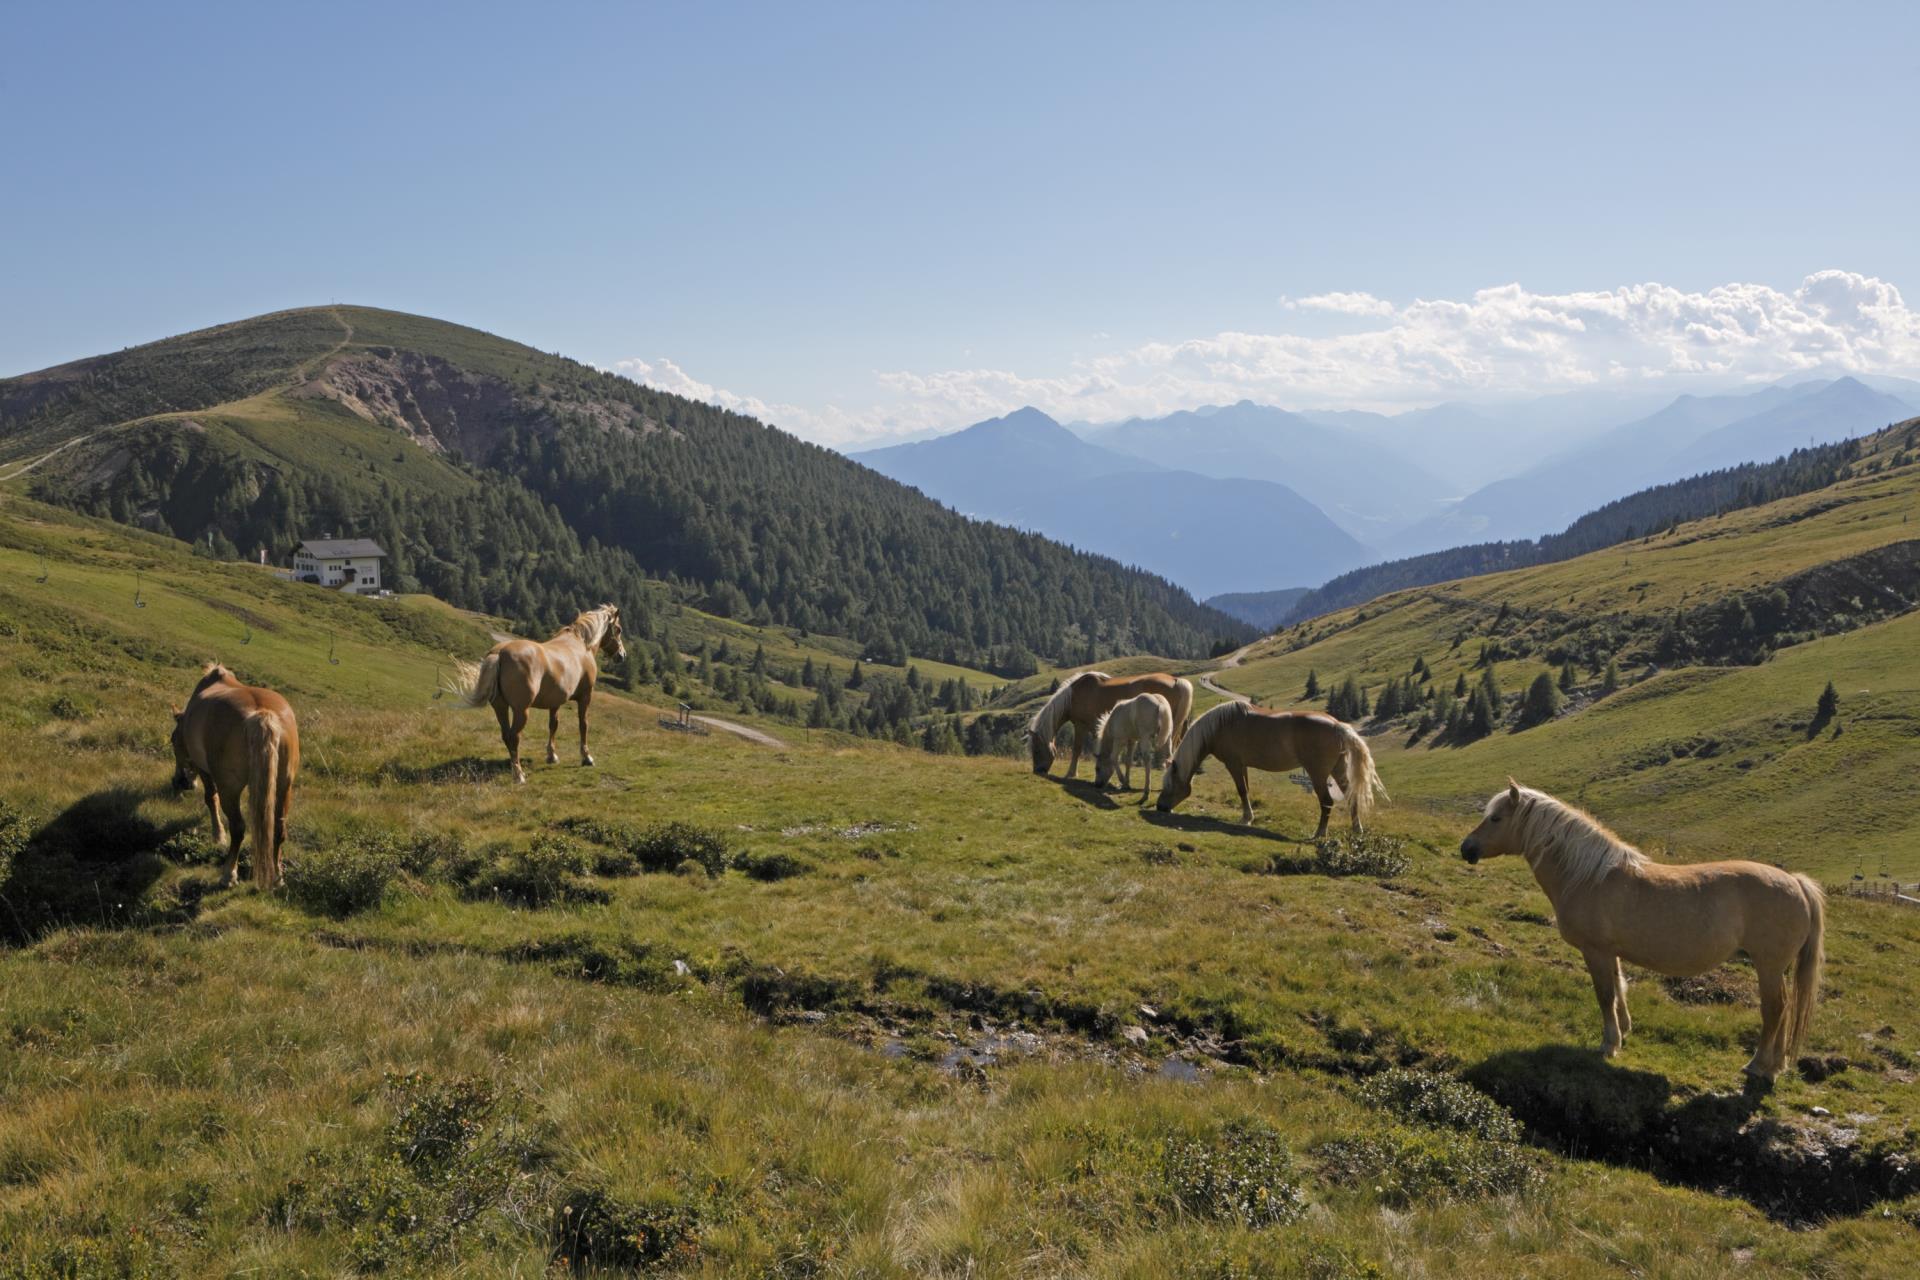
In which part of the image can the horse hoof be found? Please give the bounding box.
[581,756,595,768]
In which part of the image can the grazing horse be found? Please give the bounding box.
[1155,701,1385,837]
[445,604,626,783]
[170,663,299,888]
[1092,692,1175,800]
[1026,671,1194,778]
[1461,781,1824,1082]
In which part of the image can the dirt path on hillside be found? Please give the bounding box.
[4,309,362,483]
[1196,639,1258,704]
[692,716,787,748]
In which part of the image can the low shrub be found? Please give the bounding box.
[1311,833,1411,878]
[1160,1121,1309,1228]
[1359,1068,1522,1143]
[556,817,731,876]
[731,849,811,881]
[282,834,402,917]
[551,1185,703,1271]
[466,835,606,908]
[1317,1127,1541,1205]
[156,828,222,866]
[399,830,484,882]
[272,1071,545,1271]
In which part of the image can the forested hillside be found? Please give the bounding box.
[3,307,1247,670]
[1282,431,1886,623]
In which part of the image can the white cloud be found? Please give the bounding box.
[614,271,1920,447]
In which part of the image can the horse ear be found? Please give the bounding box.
[172,706,183,721]
[1507,777,1521,803]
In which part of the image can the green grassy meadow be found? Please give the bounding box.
[2,488,1919,1275]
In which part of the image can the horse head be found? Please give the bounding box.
[1153,758,1192,811]
[598,604,627,662]
[169,708,196,793]
[1026,728,1055,775]
[1460,778,1526,864]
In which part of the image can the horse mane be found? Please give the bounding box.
[1167,700,1249,784]
[1028,670,1110,743]
[192,662,235,694]
[564,604,618,647]
[1509,787,1646,896]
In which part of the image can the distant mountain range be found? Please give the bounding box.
[1378,377,1915,557]
[851,408,1371,600]
[1080,401,1451,543]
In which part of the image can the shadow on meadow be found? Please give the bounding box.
[0,785,216,946]
[1467,1044,1919,1223]
[1138,808,1302,844]
[373,755,511,786]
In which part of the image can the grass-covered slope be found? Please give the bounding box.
[1214,422,1920,879]
[3,306,1249,666]
[2,495,1918,1274]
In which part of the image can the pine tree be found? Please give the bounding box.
[1601,659,1620,696]
[847,660,865,689]
[1558,661,1578,694]
[1304,669,1320,699]
[1453,673,1468,698]
[1520,672,1562,728]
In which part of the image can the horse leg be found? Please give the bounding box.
[577,691,594,767]
[1310,774,1335,841]
[199,773,226,847]
[1747,967,1788,1080]
[505,705,529,784]
[219,790,247,887]
[545,708,561,765]
[1583,950,1623,1057]
[1227,761,1253,824]
[1065,724,1084,779]
[1614,958,1631,1043]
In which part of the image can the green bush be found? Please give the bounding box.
[467,834,603,907]
[1312,834,1411,878]
[552,1184,702,1271]
[556,816,731,876]
[272,1071,544,1271]
[282,834,402,917]
[1359,1068,1522,1143]
[1317,1127,1540,1205]
[1160,1121,1308,1228]
[730,849,811,881]
[0,799,29,888]
[399,830,483,882]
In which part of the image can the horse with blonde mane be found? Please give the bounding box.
[1092,692,1174,800]
[444,604,626,783]
[1026,671,1193,778]
[1155,701,1385,838]
[1461,780,1824,1082]
[171,663,300,888]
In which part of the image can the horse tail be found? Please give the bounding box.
[1338,723,1388,831]
[445,652,502,709]
[1169,677,1195,746]
[1786,874,1825,1061]
[245,711,285,888]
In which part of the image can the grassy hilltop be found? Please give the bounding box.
[2,461,1919,1274]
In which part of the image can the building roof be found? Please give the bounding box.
[296,538,387,559]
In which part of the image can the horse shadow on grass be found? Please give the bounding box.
[1466,1044,1918,1223]
[1043,775,1123,812]
[1,785,212,947]
[1137,808,1304,845]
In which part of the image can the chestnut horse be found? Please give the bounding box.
[1026,671,1193,778]
[171,663,300,888]
[445,604,626,783]
[1155,701,1385,837]
[1092,692,1175,801]
[1461,781,1823,1081]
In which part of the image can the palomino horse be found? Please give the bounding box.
[1092,692,1175,801]
[1155,701,1385,838]
[1461,781,1824,1082]
[171,663,300,888]
[446,604,626,783]
[1027,671,1194,778]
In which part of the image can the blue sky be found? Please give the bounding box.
[6,1,1919,443]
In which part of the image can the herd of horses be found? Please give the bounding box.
[164,606,1825,1082]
